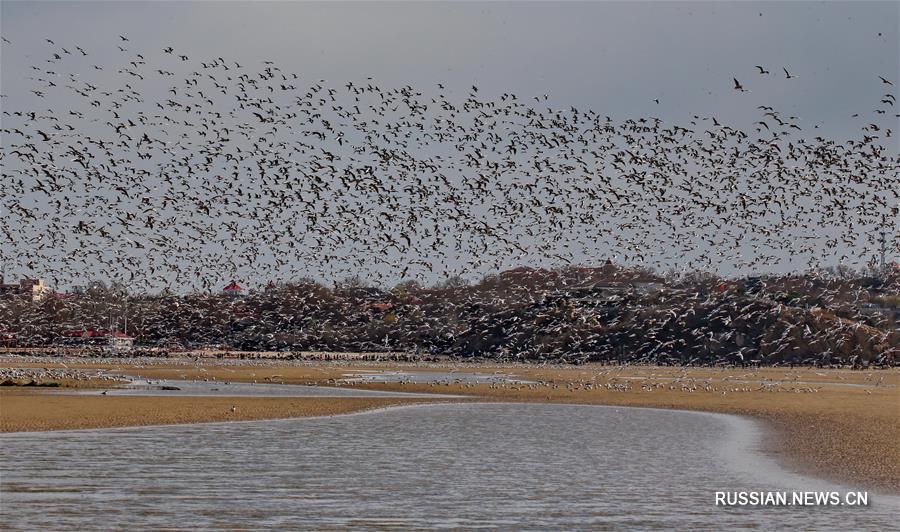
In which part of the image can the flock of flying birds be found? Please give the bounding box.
[1,35,898,291]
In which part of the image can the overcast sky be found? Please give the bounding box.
[3,1,898,136]
[1,1,898,290]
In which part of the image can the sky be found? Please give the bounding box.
[1,1,898,291]
[3,1,897,135]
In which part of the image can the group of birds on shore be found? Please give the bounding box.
[0,365,119,384]
[0,35,898,291]
[3,354,885,396]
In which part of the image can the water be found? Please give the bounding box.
[339,369,533,384]
[60,379,459,398]
[1,403,896,529]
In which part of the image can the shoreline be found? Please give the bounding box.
[1,358,897,493]
[0,400,460,436]
[0,393,452,433]
[342,378,899,494]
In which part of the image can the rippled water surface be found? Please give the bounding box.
[1,403,896,529]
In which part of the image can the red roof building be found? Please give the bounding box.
[223,281,244,297]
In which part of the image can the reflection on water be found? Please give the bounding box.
[0,403,895,529]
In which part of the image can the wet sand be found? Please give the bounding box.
[1,358,897,492]
[0,393,445,432]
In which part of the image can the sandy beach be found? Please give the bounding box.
[0,393,448,432]
[1,357,898,493]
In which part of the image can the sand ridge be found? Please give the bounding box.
[0,393,450,433]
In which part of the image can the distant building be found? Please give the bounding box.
[632,281,663,294]
[222,280,244,298]
[569,281,663,302]
[107,334,135,353]
[568,284,627,304]
[336,285,387,303]
[0,329,16,348]
[500,266,559,283]
[0,277,50,302]
[63,329,134,353]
